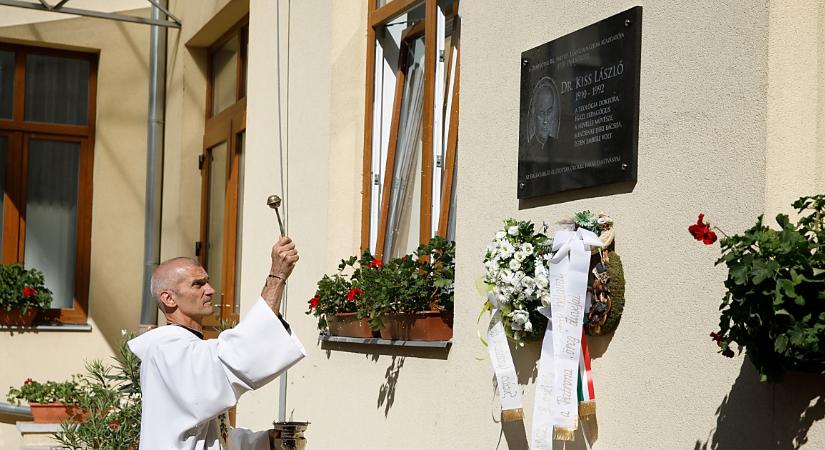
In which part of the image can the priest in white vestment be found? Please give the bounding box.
[128,236,306,450]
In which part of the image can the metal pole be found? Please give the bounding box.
[139,0,168,331]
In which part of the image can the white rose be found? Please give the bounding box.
[495,231,507,240]
[523,321,533,333]
[535,275,549,289]
[514,251,527,262]
[510,309,530,329]
[500,242,515,259]
[521,243,534,254]
[541,293,551,307]
[515,271,525,280]
[508,226,519,236]
[521,276,535,290]
[508,259,521,271]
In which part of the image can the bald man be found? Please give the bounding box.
[128,237,306,450]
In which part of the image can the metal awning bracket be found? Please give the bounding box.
[0,0,181,28]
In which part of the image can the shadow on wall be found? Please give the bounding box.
[518,180,636,210]
[377,356,404,418]
[695,359,825,450]
[319,341,450,417]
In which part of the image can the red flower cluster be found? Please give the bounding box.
[308,296,320,309]
[689,213,717,245]
[710,331,734,357]
[24,378,33,385]
[345,288,363,302]
[108,420,121,431]
[368,259,384,269]
[22,287,36,298]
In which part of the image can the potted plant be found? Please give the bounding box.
[6,377,85,423]
[361,237,455,341]
[54,331,141,450]
[306,260,375,338]
[0,264,53,326]
[307,237,455,341]
[692,194,825,382]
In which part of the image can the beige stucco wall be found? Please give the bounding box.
[0,8,151,449]
[766,0,822,219]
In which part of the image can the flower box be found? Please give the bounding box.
[327,313,375,338]
[379,310,453,341]
[30,402,87,424]
[0,308,37,326]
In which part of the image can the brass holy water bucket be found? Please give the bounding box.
[271,421,309,450]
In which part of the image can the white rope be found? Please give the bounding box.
[275,0,291,423]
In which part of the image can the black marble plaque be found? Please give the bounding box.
[518,7,642,198]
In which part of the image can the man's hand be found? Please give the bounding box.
[270,236,299,280]
[261,236,299,313]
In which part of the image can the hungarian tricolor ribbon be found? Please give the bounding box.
[531,228,602,446]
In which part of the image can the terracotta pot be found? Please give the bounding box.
[327,313,375,338]
[379,310,453,341]
[0,308,37,326]
[30,402,88,424]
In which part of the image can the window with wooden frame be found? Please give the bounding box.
[0,43,97,325]
[198,22,247,338]
[361,0,460,260]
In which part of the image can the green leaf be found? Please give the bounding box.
[774,309,793,319]
[774,334,788,353]
[751,260,779,285]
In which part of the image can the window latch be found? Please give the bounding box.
[373,173,380,186]
[439,50,445,62]
[198,154,205,171]
[436,155,443,168]
[195,241,202,256]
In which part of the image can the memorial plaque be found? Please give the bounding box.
[518,7,642,198]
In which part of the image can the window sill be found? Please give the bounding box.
[0,323,91,332]
[319,334,451,349]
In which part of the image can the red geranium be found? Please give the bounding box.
[688,213,717,245]
[24,378,32,385]
[346,288,363,302]
[22,287,36,298]
[108,420,121,431]
[368,259,384,269]
[308,296,320,309]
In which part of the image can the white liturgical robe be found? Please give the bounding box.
[128,297,306,450]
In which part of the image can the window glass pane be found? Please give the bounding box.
[383,36,425,259]
[234,132,245,315]
[0,51,13,119]
[211,36,239,116]
[25,54,89,125]
[207,142,228,318]
[24,140,80,309]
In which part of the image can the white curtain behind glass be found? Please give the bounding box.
[25,140,80,309]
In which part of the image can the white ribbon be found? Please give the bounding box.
[486,295,523,418]
[531,229,602,446]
